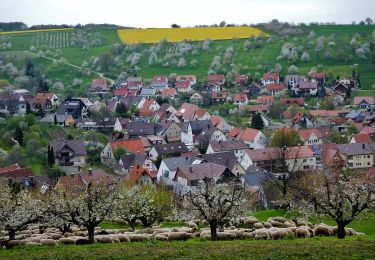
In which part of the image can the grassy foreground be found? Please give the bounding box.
[1,237,374,259]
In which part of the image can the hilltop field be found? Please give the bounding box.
[0,24,375,96]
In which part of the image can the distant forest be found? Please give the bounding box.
[0,22,123,32]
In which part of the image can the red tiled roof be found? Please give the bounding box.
[0,164,33,179]
[208,74,225,82]
[234,93,248,102]
[211,91,229,99]
[210,115,222,126]
[298,128,323,141]
[33,92,56,107]
[195,109,209,119]
[235,74,249,83]
[161,88,177,95]
[152,75,168,83]
[176,75,196,82]
[111,138,145,155]
[309,110,340,117]
[141,99,156,110]
[139,108,154,117]
[175,81,191,88]
[243,105,269,112]
[280,97,304,106]
[360,127,375,135]
[266,83,285,91]
[354,96,374,105]
[114,88,128,97]
[229,127,241,138]
[263,72,279,81]
[352,133,372,143]
[239,128,260,142]
[125,164,156,185]
[310,72,326,79]
[256,96,274,104]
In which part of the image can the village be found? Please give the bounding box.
[0,67,373,205]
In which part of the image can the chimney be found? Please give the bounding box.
[189,166,193,172]
[362,143,366,149]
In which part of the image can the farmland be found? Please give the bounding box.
[0,24,375,96]
[117,26,269,44]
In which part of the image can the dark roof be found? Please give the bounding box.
[338,143,375,156]
[196,127,220,142]
[153,142,189,156]
[186,120,213,135]
[201,152,239,170]
[127,121,155,136]
[162,156,203,171]
[209,140,249,152]
[176,162,227,182]
[119,96,143,107]
[119,153,146,169]
[0,164,34,179]
[243,165,271,187]
[49,139,87,156]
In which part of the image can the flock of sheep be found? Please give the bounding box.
[1,216,364,247]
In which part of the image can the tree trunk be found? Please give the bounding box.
[87,225,95,244]
[128,220,136,231]
[337,222,346,239]
[210,222,218,241]
[8,229,16,241]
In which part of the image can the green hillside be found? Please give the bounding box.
[0,24,374,96]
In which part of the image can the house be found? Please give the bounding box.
[161,88,178,100]
[48,139,87,173]
[113,88,129,98]
[337,77,357,88]
[354,96,374,110]
[298,128,323,145]
[140,135,166,152]
[87,78,109,96]
[157,156,203,188]
[176,75,197,86]
[241,165,270,208]
[194,108,211,121]
[243,105,269,114]
[338,143,375,169]
[238,128,267,149]
[210,116,233,133]
[101,138,145,165]
[317,144,345,168]
[176,102,199,121]
[280,97,304,107]
[211,91,230,104]
[156,121,183,142]
[140,98,160,112]
[333,83,348,97]
[181,120,214,147]
[350,133,373,144]
[75,117,122,132]
[256,96,274,106]
[156,103,177,115]
[262,72,279,86]
[56,98,86,120]
[175,81,192,93]
[207,74,225,86]
[149,142,189,161]
[32,92,60,110]
[125,165,157,185]
[117,153,153,174]
[196,127,227,151]
[0,164,34,185]
[0,93,27,116]
[233,93,249,106]
[241,146,316,172]
[297,82,318,96]
[54,169,114,194]
[189,92,203,105]
[292,112,313,128]
[285,75,307,89]
[119,96,145,108]
[126,77,143,91]
[174,162,235,194]
[310,72,326,87]
[266,83,285,96]
[151,75,168,90]
[206,140,249,160]
[235,74,249,85]
[126,121,155,137]
[200,152,246,176]
[140,87,156,97]
[247,84,262,97]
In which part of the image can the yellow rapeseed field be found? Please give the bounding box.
[117,27,269,44]
[0,28,74,35]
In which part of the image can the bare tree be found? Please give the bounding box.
[184,177,244,240]
[291,168,375,239]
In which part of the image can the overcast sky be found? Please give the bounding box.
[1,0,374,28]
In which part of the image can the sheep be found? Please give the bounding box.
[242,232,254,239]
[270,229,289,240]
[284,221,296,228]
[58,237,75,245]
[25,242,41,246]
[295,227,310,238]
[314,224,333,236]
[75,238,90,245]
[50,234,62,240]
[129,234,151,242]
[253,222,264,229]
[154,234,169,241]
[167,232,189,241]
[40,239,57,246]
[116,234,130,242]
[224,229,243,239]
[187,221,198,229]
[216,232,236,240]
[273,217,287,223]
[8,240,21,247]
[263,222,272,228]
[254,229,270,240]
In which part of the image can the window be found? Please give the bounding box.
[163,170,169,178]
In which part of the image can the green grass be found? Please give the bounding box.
[1,237,374,259]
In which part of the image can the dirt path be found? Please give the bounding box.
[23,51,115,85]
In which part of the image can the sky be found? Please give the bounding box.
[1,0,374,28]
